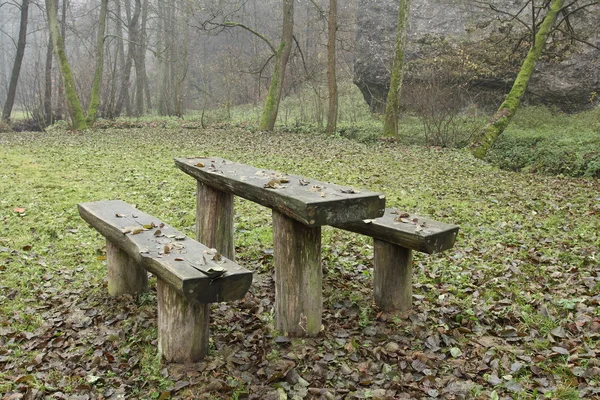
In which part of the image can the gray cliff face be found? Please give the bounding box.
[354,0,600,113]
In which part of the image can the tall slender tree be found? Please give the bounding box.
[470,0,565,159]
[45,0,87,129]
[2,0,30,122]
[259,0,294,131]
[86,0,109,125]
[382,0,410,138]
[326,0,338,134]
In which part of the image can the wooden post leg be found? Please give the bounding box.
[187,182,234,362]
[105,240,148,296]
[272,210,322,336]
[373,239,413,311]
[196,181,235,260]
[157,279,209,363]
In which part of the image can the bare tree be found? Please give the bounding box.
[45,0,87,129]
[259,0,294,131]
[470,0,565,159]
[86,0,109,125]
[2,0,30,122]
[326,0,338,133]
[382,0,410,138]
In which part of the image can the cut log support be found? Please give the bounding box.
[373,239,412,311]
[334,208,459,312]
[196,181,235,260]
[157,279,209,363]
[106,240,148,296]
[273,210,322,336]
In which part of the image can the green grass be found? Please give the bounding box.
[1,126,598,399]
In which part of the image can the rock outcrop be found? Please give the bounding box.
[354,0,600,113]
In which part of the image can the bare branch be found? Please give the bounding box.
[222,21,276,54]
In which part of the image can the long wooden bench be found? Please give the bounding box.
[175,157,386,336]
[333,208,459,311]
[78,200,253,362]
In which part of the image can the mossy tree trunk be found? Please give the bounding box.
[45,0,87,130]
[2,0,30,122]
[326,0,338,134]
[86,0,108,126]
[470,0,565,159]
[259,0,294,131]
[382,0,410,138]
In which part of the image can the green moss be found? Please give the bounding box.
[470,0,565,159]
[382,0,410,138]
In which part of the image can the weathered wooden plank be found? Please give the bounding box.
[78,200,252,304]
[333,208,459,254]
[273,210,322,336]
[175,157,386,227]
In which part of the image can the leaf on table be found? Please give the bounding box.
[195,162,205,167]
[131,227,144,235]
[154,229,162,237]
[299,179,310,186]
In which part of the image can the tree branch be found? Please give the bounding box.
[221,21,276,54]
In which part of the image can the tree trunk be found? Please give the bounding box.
[86,0,108,126]
[45,0,87,130]
[259,0,294,131]
[470,0,565,159]
[382,0,410,138]
[2,0,30,122]
[115,0,139,117]
[44,11,54,127]
[326,0,338,134]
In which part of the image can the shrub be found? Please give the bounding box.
[0,119,12,133]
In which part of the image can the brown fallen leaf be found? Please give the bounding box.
[13,207,26,213]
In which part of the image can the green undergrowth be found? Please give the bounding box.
[486,106,600,177]
[1,127,598,398]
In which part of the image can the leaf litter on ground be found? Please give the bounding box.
[0,126,599,399]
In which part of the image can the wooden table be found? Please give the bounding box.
[175,157,386,336]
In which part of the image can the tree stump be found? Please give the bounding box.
[105,240,148,296]
[373,239,413,311]
[273,210,322,336]
[157,279,209,363]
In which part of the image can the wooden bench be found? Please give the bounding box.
[175,157,386,336]
[333,208,459,312]
[78,200,253,363]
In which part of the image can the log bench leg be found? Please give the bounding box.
[157,280,209,363]
[373,239,413,312]
[196,182,235,260]
[106,241,148,296]
[273,210,322,336]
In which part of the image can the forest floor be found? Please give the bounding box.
[0,126,599,400]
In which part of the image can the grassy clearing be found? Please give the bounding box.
[0,127,599,399]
